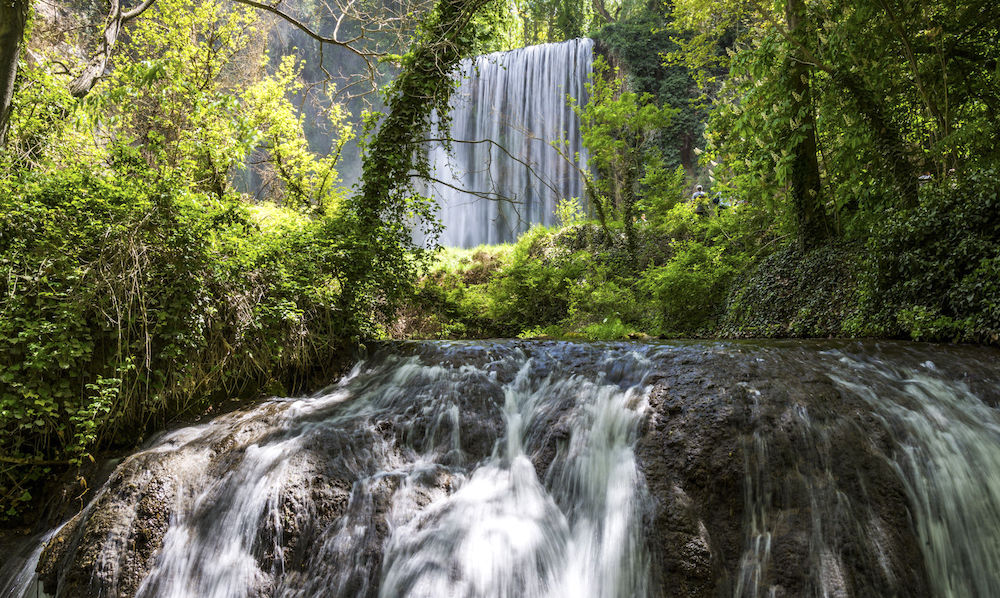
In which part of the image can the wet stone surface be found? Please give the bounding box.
[6,340,1000,598]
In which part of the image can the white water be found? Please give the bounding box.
[831,354,1000,598]
[380,350,649,598]
[0,529,55,598]
[426,39,593,247]
[7,342,1000,598]
[730,347,1000,598]
[2,342,651,598]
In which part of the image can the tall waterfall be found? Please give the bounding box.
[427,39,593,247]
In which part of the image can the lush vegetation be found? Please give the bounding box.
[0,0,497,518]
[408,0,1000,344]
[408,201,746,339]
[1,0,999,519]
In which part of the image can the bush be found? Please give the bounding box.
[0,164,353,518]
[483,227,589,335]
[639,240,737,333]
[858,171,1000,343]
[722,243,862,338]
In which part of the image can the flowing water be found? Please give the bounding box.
[425,39,592,247]
[2,342,652,598]
[829,351,1000,598]
[4,340,1000,598]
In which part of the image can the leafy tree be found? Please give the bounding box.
[3,0,353,211]
[571,56,675,258]
[674,0,1000,244]
[783,0,828,248]
[339,0,500,332]
[592,7,708,175]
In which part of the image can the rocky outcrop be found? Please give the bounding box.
[633,341,999,597]
[19,340,1000,598]
[38,450,178,598]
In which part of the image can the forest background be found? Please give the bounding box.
[0,0,998,519]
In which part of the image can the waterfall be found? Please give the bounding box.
[6,340,1000,598]
[830,353,1000,598]
[426,39,593,248]
[4,342,651,598]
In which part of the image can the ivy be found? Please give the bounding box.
[339,0,500,334]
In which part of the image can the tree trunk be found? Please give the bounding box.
[339,0,493,329]
[0,0,29,146]
[785,0,831,251]
[70,0,157,97]
[591,0,613,24]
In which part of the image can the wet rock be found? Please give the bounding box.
[20,339,1000,598]
[637,343,935,597]
[38,452,175,598]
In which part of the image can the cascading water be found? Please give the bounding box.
[0,530,54,598]
[829,352,1000,598]
[726,344,1000,597]
[5,340,1000,598]
[426,39,592,247]
[4,342,652,598]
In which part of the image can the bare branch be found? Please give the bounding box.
[122,0,157,22]
[230,0,377,58]
[410,172,523,205]
[415,136,565,198]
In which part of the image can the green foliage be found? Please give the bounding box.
[2,63,79,168]
[572,57,676,224]
[0,162,355,518]
[582,317,637,340]
[635,165,692,226]
[409,204,751,339]
[481,226,587,335]
[592,11,706,173]
[639,240,736,332]
[723,243,862,338]
[341,0,499,335]
[516,0,589,44]
[242,56,353,212]
[673,0,1000,241]
[107,0,261,192]
[555,197,587,226]
[5,0,351,211]
[856,171,1000,343]
[698,32,805,232]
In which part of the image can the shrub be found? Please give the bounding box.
[858,170,1000,343]
[0,164,353,518]
[722,243,862,338]
[639,240,737,333]
[484,227,588,335]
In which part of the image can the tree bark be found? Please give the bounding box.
[785,0,831,250]
[591,0,613,24]
[69,0,157,97]
[338,0,494,327]
[0,0,30,146]
[764,2,920,210]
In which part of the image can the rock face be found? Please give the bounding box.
[636,343,949,597]
[14,340,1000,598]
[38,452,177,598]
